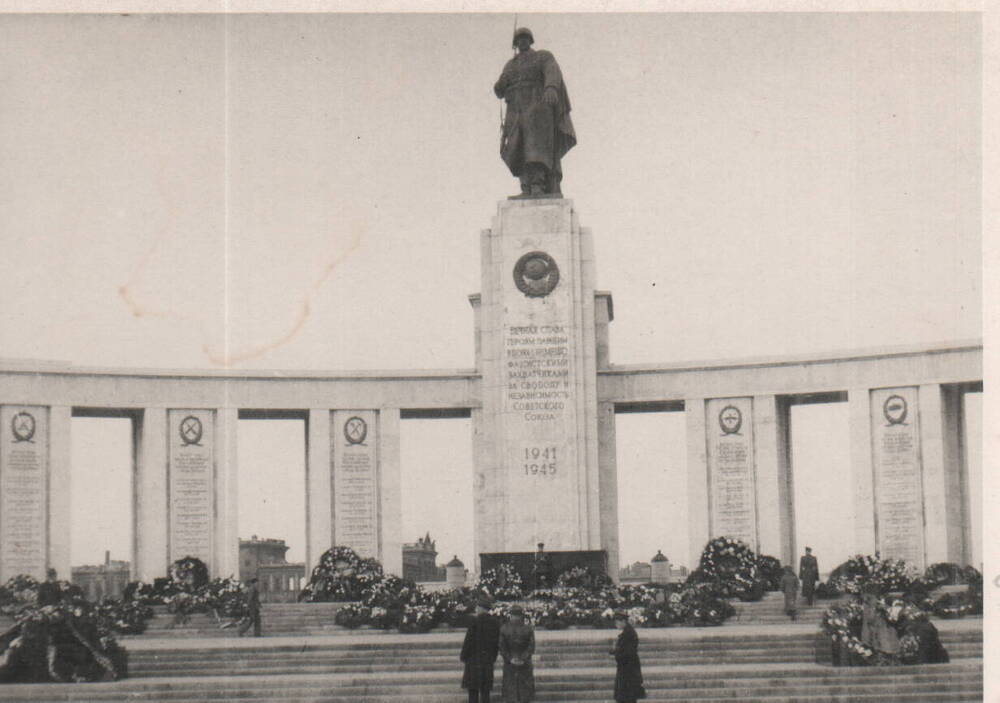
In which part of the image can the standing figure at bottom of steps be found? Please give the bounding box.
[499,605,536,702]
[461,598,501,703]
[610,611,646,703]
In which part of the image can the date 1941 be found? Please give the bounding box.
[523,446,557,476]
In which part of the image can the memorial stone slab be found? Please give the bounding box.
[168,409,215,568]
[331,410,380,559]
[706,397,758,549]
[870,387,925,571]
[0,405,48,580]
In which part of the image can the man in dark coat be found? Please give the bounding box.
[531,543,553,590]
[37,569,62,606]
[238,578,261,637]
[610,611,645,702]
[494,27,576,197]
[461,598,501,703]
[798,547,819,606]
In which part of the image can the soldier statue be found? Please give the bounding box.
[494,28,576,197]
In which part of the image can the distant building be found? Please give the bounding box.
[72,551,130,601]
[619,561,652,581]
[239,535,305,602]
[402,532,446,582]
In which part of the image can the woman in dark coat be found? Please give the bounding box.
[610,611,645,703]
[461,599,501,703]
[499,606,535,702]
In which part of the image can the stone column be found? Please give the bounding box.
[476,199,602,554]
[215,408,240,578]
[379,407,403,576]
[135,408,168,582]
[305,408,332,572]
[753,395,794,564]
[597,400,620,581]
[685,398,710,568]
[48,406,72,579]
[848,388,877,555]
[920,384,965,565]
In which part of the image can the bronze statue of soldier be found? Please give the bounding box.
[494,28,576,197]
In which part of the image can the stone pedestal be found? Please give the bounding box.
[474,198,603,557]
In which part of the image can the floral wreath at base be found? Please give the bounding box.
[828,553,913,596]
[823,596,947,667]
[688,537,764,601]
[299,546,385,602]
[168,556,209,591]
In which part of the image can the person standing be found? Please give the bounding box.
[610,611,645,703]
[461,598,501,703]
[531,543,553,590]
[499,606,535,703]
[780,566,799,621]
[798,547,819,606]
[238,577,261,637]
[37,569,61,606]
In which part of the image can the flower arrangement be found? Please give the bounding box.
[687,536,765,601]
[476,563,524,601]
[168,556,210,591]
[556,565,611,589]
[756,555,784,592]
[398,603,437,633]
[828,553,912,595]
[298,546,385,602]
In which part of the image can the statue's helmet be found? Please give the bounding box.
[512,27,534,47]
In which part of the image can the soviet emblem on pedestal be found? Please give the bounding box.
[179,415,203,446]
[344,416,368,445]
[513,251,560,298]
[719,405,743,435]
[883,395,908,426]
[11,411,36,443]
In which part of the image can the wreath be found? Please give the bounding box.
[822,597,945,667]
[168,556,209,591]
[828,554,912,595]
[689,537,763,600]
[299,546,384,602]
[476,563,524,601]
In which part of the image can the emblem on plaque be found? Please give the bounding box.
[344,416,368,445]
[11,411,36,443]
[718,405,743,435]
[179,415,203,446]
[883,395,908,426]
[513,251,560,298]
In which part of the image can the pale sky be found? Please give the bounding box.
[1,13,982,571]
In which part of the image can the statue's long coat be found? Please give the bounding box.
[494,49,576,183]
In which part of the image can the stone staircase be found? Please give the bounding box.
[0,620,982,702]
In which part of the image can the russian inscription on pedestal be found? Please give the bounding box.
[168,409,214,567]
[0,405,48,580]
[870,387,925,571]
[500,233,581,551]
[706,397,758,549]
[332,410,379,559]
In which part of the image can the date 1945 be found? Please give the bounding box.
[523,446,557,476]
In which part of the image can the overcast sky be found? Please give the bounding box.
[1,13,981,570]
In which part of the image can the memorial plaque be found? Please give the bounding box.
[870,387,925,570]
[0,405,48,581]
[706,397,758,548]
[332,410,379,559]
[168,409,214,567]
